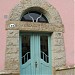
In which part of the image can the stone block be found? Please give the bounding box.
[5,53,19,60]
[52,46,61,53]
[52,32,63,39]
[6,46,19,54]
[6,38,19,46]
[54,58,66,67]
[53,51,65,60]
[7,30,19,38]
[52,46,65,52]
[53,39,64,46]
[5,58,20,70]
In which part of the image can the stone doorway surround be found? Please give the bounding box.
[4,0,67,75]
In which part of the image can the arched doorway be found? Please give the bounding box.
[5,0,65,75]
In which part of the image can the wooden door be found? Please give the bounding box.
[20,33,52,75]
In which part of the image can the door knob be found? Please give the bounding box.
[35,62,37,68]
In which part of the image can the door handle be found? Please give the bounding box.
[35,62,37,68]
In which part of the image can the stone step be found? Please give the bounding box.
[0,70,19,75]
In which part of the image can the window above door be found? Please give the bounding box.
[21,11,48,23]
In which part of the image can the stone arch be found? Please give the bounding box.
[9,0,62,24]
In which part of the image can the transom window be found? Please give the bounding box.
[21,11,48,23]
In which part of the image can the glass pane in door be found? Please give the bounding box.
[22,35,30,64]
[40,36,49,63]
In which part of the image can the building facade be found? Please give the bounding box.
[0,0,74,75]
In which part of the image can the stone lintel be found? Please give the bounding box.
[6,21,64,32]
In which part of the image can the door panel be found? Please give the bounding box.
[40,35,51,75]
[41,64,50,75]
[20,34,32,75]
[22,60,32,75]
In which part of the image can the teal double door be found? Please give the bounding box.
[20,33,52,75]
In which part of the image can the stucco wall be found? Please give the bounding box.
[0,0,74,70]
